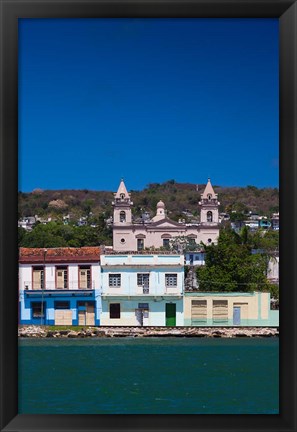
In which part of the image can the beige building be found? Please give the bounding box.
[112,179,220,252]
[184,291,279,326]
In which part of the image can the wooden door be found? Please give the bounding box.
[79,268,90,289]
[33,269,43,290]
[57,268,67,289]
[86,304,95,325]
[55,310,72,325]
[78,310,86,326]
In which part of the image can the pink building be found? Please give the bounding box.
[112,179,220,252]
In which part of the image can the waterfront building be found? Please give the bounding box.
[112,178,220,252]
[183,291,279,327]
[100,252,184,326]
[19,247,101,325]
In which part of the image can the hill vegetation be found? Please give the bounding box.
[19,180,279,222]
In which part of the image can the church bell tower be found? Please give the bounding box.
[199,178,220,224]
[112,179,133,225]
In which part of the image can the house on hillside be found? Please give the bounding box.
[100,252,184,326]
[271,212,279,230]
[19,247,101,326]
[112,178,220,252]
[18,216,36,231]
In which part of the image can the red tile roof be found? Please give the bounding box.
[19,247,101,264]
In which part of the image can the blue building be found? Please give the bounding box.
[19,247,101,325]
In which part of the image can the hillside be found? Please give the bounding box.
[18,181,279,222]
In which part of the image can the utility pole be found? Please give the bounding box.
[41,248,47,325]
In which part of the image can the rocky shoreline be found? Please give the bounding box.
[18,325,279,339]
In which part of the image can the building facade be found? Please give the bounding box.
[19,247,101,325]
[184,291,279,327]
[100,252,184,326]
[112,178,220,252]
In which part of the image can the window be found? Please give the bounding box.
[79,266,91,289]
[120,238,125,243]
[207,194,212,201]
[137,273,149,287]
[212,300,228,322]
[32,267,44,290]
[163,238,170,249]
[110,303,120,319]
[120,193,125,199]
[137,238,144,251]
[56,267,68,289]
[109,274,121,287]
[137,273,149,293]
[165,274,177,287]
[191,300,207,323]
[207,211,213,222]
[120,211,126,222]
[54,301,70,309]
[32,302,44,318]
[77,301,94,308]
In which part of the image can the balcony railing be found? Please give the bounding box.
[102,249,180,255]
[22,280,96,291]
[101,285,182,296]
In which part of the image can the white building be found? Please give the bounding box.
[100,252,184,326]
[184,251,205,266]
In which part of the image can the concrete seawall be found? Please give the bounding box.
[18,325,279,338]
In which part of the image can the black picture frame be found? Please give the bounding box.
[1,1,296,431]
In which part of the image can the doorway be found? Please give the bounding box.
[78,302,95,325]
[233,306,241,325]
[165,303,176,326]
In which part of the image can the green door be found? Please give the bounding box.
[166,303,176,326]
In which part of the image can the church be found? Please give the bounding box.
[112,179,220,252]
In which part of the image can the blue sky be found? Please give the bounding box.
[18,18,279,192]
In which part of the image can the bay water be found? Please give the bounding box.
[18,337,279,414]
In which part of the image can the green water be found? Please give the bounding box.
[18,337,279,414]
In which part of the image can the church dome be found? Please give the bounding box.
[157,200,165,209]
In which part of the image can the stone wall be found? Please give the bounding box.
[18,325,279,338]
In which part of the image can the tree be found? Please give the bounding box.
[196,227,271,293]
[229,212,246,222]
[18,220,112,248]
[18,227,27,245]
[169,236,203,253]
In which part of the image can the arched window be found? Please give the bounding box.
[207,211,213,222]
[207,194,212,201]
[120,193,125,199]
[120,211,126,222]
